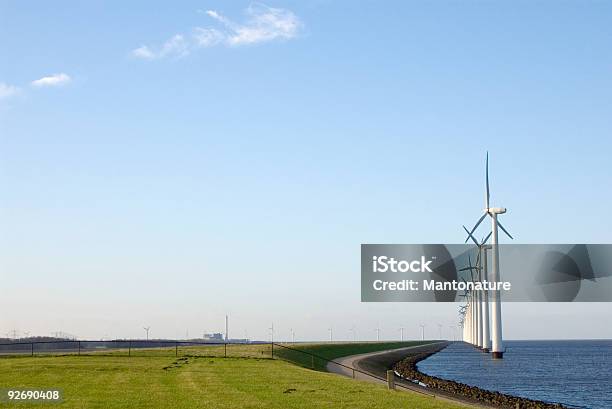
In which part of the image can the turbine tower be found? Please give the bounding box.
[462,231,493,353]
[349,325,357,341]
[465,153,513,359]
[459,257,479,347]
[480,243,492,352]
[458,306,467,342]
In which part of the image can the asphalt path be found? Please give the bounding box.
[326,342,492,408]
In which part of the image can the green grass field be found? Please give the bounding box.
[0,343,466,409]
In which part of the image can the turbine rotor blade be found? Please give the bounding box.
[481,232,492,244]
[485,151,490,210]
[463,225,479,245]
[468,213,487,238]
[497,220,514,240]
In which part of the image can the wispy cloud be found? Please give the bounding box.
[132,4,302,60]
[0,82,20,100]
[31,73,72,87]
[132,34,189,60]
[207,4,301,46]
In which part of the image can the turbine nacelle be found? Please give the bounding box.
[486,207,506,215]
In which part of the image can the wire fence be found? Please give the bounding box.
[0,339,435,397]
[0,339,272,358]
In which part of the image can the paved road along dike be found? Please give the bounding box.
[326,342,494,408]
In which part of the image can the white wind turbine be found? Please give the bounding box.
[461,231,493,353]
[465,153,513,359]
[460,308,468,342]
[459,256,480,348]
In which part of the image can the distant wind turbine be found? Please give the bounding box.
[349,325,357,341]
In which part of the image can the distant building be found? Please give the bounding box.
[203,333,223,341]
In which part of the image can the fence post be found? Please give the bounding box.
[311,355,315,369]
[31,342,34,357]
[78,341,81,356]
[128,340,131,357]
[175,342,178,357]
[224,343,227,358]
[271,342,274,358]
[352,368,355,379]
[387,370,395,390]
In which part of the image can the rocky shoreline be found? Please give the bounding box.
[393,344,568,409]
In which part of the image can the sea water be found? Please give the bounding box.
[417,340,612,409]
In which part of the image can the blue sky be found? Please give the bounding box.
[1,1,611,341]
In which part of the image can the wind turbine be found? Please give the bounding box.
[458,309,467,342]
[143,326,150,341]
[463,229,493,353]
[399,327,405,341]
[460,255,482,349]
[419,324,426,341]
[464,152,513,359]
[476,240,492,353]
[459,282,479,346]
[448,325,456,341]
[328,327,333,342]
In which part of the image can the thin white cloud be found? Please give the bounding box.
[193,27,225,48]
[210,4,301,46]
[159,34,189,58]
[131,34,189,60]
[0,82,20,99]
[132,4,302,60]
[31,73,71,87]
[132,46,156,60]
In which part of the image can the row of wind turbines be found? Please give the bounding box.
[459,153,513,359]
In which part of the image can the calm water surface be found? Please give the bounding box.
[417,340,612,409]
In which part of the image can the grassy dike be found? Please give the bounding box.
[0,343,467,409]
[273,340,434,371]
